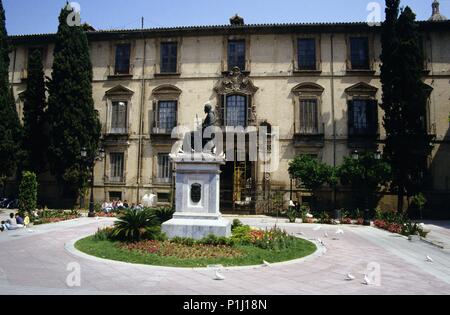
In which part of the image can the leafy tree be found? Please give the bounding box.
[288,155,335,210]
[380,1,433,212]
[337,153,391,210]
[47,4,101,199]
[18,171,38,216]
[22,49,48,174]
[0,0,21,180]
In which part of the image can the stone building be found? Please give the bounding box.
[7,2,450,214]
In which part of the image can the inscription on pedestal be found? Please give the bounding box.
[190,183,202,203]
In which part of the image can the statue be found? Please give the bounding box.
[183,101,217,153]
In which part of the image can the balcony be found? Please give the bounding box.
[293,123,325,148]
[348,125,379,149]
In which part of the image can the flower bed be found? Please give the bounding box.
[75,217,316,267]
[33,210,81,225]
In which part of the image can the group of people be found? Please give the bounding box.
[101,200,143,213]
[0,212,30,232]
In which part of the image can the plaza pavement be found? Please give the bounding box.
[0,214,450,295]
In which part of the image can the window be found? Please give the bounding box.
[298,39,316,70]
[157,154,172,183]
[111,101,127,134]
[225,95,247,127]
[156,101,177,132]
[109,191,122,201]
[299,99,319,134]
[350,37,370,70]
[228,40,246,71]
[110,153,124,183]
[160,42,178,73]
[27,47,44,68]
[114,44,131,75]
[348,99,378,135]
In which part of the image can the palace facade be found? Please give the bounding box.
[7,3,450,214]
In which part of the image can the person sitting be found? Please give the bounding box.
[101,201,113,213]
[123,200,129,209]
[15,213,24,228]
[116,200,124,210]
[4,215,19,230]
[0,221,6,232]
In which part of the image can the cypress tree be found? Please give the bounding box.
[380,1,433,213]
[0,0,21,180]
[47,4,101,199]
[22,49,48,174]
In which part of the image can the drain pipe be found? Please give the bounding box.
[136,17,147,204]
[330,34,337,212]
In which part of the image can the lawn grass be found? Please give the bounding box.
[75,236,317,268]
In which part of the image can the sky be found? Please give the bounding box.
[3,0,449,35]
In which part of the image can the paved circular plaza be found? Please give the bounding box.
[0,216,449,295]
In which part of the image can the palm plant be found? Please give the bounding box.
[111,208,160,242]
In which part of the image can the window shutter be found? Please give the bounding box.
[221,94,226,126]
[118,102,127,133]
[369,100,378,134]
[247,94,252,126]
[152,100,158,131]
[348,100,354,135]
[294,99,300,134]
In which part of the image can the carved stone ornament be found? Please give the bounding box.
[214,67,258,95]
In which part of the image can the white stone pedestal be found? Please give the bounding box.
[162,152,231,240]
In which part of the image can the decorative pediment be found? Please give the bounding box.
[214,67,258,95]
[152,84,182,96]
[345,82,378,96]
[17,90,27,101]
[422,82,433,97]
[292,82,324,96]
[105,85,134,96]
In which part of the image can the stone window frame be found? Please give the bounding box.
[108,40,135,78]
[292,34,322,74]
[104,149,128,185]
[154,37,182,76]
[153,151,173,185]
[222,35,251,73]
[345,33,375,73]
[104,85,134,135]
[345,82,379,136]
[291,82,325,135]
[151,84,182,134]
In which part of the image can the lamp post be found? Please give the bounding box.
[81,146,105,218]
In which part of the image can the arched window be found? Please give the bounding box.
[225,94,247,127]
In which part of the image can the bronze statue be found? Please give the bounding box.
[184,102,217,153]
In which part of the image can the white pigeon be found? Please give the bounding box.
[313,226,321,231]
[336,228,344,235]
[317,238,326,247]
[214,270,225,281]
[363,274,372,285]
[426,255,434,263]
[27,229,34,233]
[324,232,329,238]
[262,260,271,267]
[345,274,355,281]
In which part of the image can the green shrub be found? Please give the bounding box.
[111,208,161,242]
[231,219,243,231]
[145,207,175,224]
[18,171,38,216]
[171,237,196,246]
[93,227,114,241]
[231,225,252,244]
[401,222,429,238]
[286,207,297,223]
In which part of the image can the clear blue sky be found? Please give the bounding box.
[3,0,449,35]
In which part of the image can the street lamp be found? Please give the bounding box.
[374,150,382,160]
[81,146,105,218]
[352,150,359,160]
